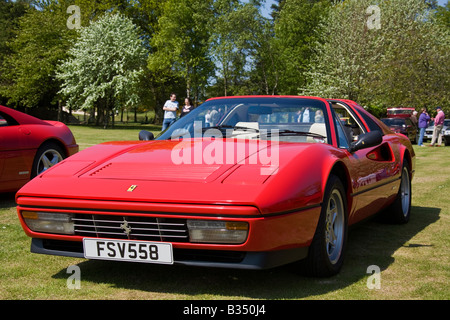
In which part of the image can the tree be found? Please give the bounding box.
[56,13,147,128]
[208,0,266,96]
[0,0,31,106]
[273,0,331,95]
[248,14,280,95]
[376,0,450,110]
[303,0,450,114]
[147,0,214,102]
[436,1,450,29]
[0,1,76,110]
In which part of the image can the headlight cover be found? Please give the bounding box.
[187,220,248,244]
[22,211,75,235]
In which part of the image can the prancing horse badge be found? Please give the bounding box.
[127,185,137,192]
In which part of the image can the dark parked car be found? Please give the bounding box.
[381,118,417,144]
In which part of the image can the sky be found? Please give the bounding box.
[260,0,449,18]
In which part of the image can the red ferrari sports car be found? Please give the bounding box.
[0,105,78,193]
[16,96,414,277]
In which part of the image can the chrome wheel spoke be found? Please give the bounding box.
[400,167,411,217]
[37,149,63,174]
[325,191,345,264]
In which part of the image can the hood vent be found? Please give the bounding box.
[86,162,222,182]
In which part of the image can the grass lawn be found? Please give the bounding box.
[0,128,449,300]
[67,124,162,151]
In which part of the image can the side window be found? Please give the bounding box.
[0,114,8,127]
[0,111,19,127]
[333,113,350,149]
[332,104,366,144]
[357,110,384,134]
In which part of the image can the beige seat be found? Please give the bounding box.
[233,122,260,139]
[307,123,327,143]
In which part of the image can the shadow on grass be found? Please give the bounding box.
[0,192,17,208]
[50,205,440,299]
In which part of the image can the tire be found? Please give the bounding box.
[445,137,450,146]
[300,174,348,277]
[384,160,411,224]
[31,142,65,178]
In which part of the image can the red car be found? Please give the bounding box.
[0,105,78,192]
[16,96,414,277]
[386,107,415,118]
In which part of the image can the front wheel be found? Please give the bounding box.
[299,174,348,277]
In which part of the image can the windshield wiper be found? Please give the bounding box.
[202,125,260,132]
[264,129,326,139]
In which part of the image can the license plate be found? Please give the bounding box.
[83,238,173,264]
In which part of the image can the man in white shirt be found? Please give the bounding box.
[162,93,179,131]
[297,107,310,123]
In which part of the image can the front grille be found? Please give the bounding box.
[73,214,189,242]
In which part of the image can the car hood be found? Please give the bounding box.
[17,139,330,214]
[80,139,263,182]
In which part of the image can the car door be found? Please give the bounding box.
[331,102,399,224]
[0,111,31,187]
[0,113,5,177]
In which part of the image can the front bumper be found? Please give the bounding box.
[17,197,321,270]
[30,238,309,270]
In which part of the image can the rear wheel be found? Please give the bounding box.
[31,142,65,178]
[385,160,411,224]
[300,174,348,277]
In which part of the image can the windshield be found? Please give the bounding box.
[157,97,330,143]
[381,118,406,126]
[429,119,450,127]
[387,108,414,117]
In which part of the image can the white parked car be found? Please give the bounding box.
[424,119,450,145]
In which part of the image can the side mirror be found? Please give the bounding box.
[139,130,154,141]
[349,131,382,153]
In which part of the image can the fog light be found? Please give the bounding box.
[187,220,248,244]
[22,211,75,235]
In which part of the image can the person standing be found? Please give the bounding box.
[430,106,445,147]
[410,110,418,127]
[297,107,310,123]
[417,108,430,147]
[180,98,194,117]
[162,93,179,131]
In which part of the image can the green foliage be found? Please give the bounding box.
[436,1,450,29]
[0,0,448,121]
[0,0,30,105]
[56,13,147,123]
[148,0,214,100]
[273,0,331,95]
[0,1,76,108]
[303,0,450,114]
[208,0,267,96]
